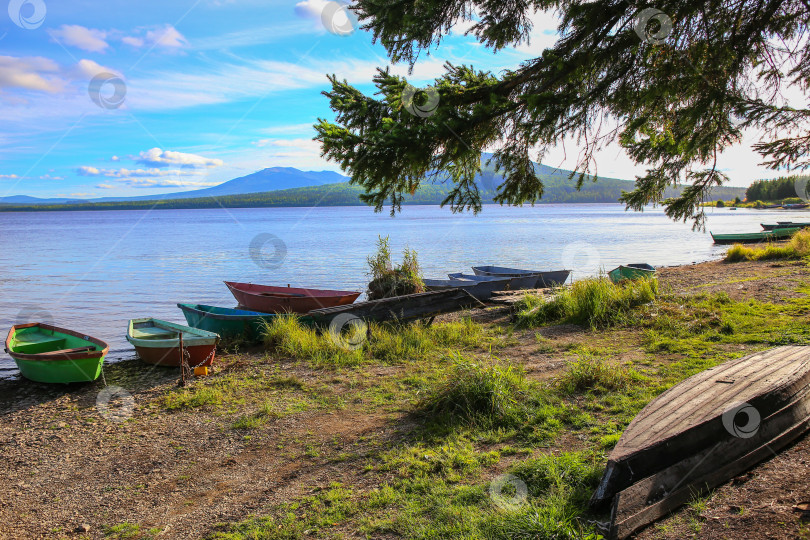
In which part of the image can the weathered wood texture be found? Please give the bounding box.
[589,346,810,539]
[592,346,810,507]
[307,289,484,324]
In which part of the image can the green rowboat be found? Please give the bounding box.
[608,263,656,284]
[710,227,800,244]
[177,303,276,341]
[4,323,108,383]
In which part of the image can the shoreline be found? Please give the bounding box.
[2,254,810,539]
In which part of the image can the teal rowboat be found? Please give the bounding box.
[4,323,108,383]
[608,264,656,284]
[177,303,276,341]
[710,227,800,244]
[761,222,810,231]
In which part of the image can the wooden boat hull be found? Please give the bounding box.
[449,272,536,290]
[608,264,655,284]
[591,346,810,539]
[762,222,810,230]
[711,227,799,244]
[224,281,360,314]
[308,289,483,325]
[471,266,571,288]
[132,343,217,367]
[177,303,274,341]
[126,318,219,368]
[5,323,108,384]
[423,278,509,300]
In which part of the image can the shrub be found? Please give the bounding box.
[716,200,725,207]
[366,235,424,300]
[515,276,658,329]
[725,228,810,262]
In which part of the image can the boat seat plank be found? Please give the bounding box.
[46,346,96,355]
[16,333,64,346]
[130,327,179,339]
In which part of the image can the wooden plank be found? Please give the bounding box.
[592,346,810,507]
[307,289,484,324]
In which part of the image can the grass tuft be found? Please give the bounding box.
[725,228,810,262]
[556,355,643,395]
[515,276,657,329]
[418,356,528,426]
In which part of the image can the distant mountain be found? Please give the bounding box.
[0,167,348,205]
[0,160,745,207]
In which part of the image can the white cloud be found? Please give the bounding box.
[73,59,122,79]
[77,166,207,178]
[0,56,63,93]
[0,174,20,179]
[48,25,109,53]
[96,183,116,189]
[294,0,330,19]
[122,25,188,50]
[135,148,224,168]
[39,174,64,180]
[121,36,144,47]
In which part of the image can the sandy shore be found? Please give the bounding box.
[1,256,809,539]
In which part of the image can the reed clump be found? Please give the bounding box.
[725,229,810,262]
[366,235,424,300]
[515,276,658,329]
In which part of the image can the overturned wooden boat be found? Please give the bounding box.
[126,318,219,367]
[710,227,799,244]
[307,289,483,326]
[471,265,571,288]
[177,303,275,341]
[608,263,655,284]
[224,281,360,314]
[591,346,810,539]
[423,277,510,300]
[4,323,109,383]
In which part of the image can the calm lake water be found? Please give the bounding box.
[0,203,805,377]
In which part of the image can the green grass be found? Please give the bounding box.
[725,228,810,262]
[203,273,810,540]
[515,276,658,329]
[416,356,529,427]
[556,355,644,395]
[262,314,489,368]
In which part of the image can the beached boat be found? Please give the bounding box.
[710,227,799,244]
[423,277,509,300]
[224,282,360,314]
[472,266,571,288]
[4,323,108,383]
[783,203,809,209]
[591,346,810,539]
[177,303,276,341]
[607,264,655,284]
[126,318,219,367]
[448,272,536,290]
[761,222,810,231]
[307,289,483,326]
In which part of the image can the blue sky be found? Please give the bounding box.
[0,0,775,199]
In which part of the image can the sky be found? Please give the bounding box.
[0,0,788,199]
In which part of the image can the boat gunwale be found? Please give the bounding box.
[176,303,275,322]
[5,322,109,362]
[224,281,361,299]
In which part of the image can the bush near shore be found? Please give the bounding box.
[725,229,810,262]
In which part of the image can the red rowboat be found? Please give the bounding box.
[224,281,361,314]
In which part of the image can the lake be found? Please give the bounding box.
[0,203,803,377]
